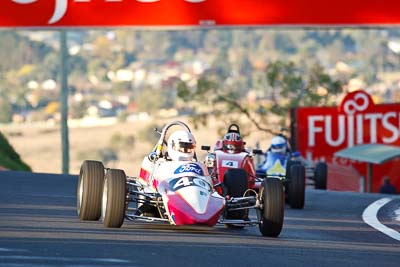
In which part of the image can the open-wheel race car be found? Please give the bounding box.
[256,132,328,209]
[202,123,285,221]
[77,121,284,237]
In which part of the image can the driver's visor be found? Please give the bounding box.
[271,143,285,149]
[174,142,195,153]
[224,144,237,151]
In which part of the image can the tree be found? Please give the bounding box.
[135,87,175,115]
[177,60,342,136]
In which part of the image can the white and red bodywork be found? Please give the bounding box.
[139,157,225,226]
[214,150,258,190]
[80,120,282,237]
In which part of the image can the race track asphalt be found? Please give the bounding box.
[0,170,399,267]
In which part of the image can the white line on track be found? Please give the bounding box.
[0,248,27,252]
[362,197,400,242]
[394,207,400,222]
[0,256,129,263]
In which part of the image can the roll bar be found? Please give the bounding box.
[153,121,192,158]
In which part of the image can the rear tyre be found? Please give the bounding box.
[102,169,126,228]
[288,165,305,209]
[286,160,301,181]
[285,160,301,204]
[314,162,327,190]
[77,160,105,220]
[259,178,284,237]
[223,169,248,224]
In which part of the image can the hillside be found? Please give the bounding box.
[1,29,400,125]
[2,117,272,175]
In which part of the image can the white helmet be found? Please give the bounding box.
[167,130,196,161]
[270,136,287,154]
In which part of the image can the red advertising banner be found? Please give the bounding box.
[2,0,400,28]
[295,90,400,193]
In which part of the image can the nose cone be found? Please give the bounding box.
[181,186,210,213]
[167,188,225,226]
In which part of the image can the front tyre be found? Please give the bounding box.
[259,178,284,237]
[77,160,105,220]
[102,169,126,228]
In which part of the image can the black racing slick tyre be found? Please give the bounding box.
[77,160,105,221]
[285,160,302,183]
[259,178,284,237]
[285,160,300,204]
[314,162,328,190]
[223,169,248,222]
[102,169,126,228]
[288,164,305,209]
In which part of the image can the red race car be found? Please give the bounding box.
[202,123,284,223]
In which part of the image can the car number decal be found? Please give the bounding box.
[169,177,211,191]
[221,160,238,168]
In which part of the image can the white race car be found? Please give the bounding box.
[77,121,284,237]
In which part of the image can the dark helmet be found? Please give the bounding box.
[222,129,244,154]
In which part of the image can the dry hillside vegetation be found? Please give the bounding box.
[3,117,273,175]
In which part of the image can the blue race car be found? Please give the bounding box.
[256,134,327,209]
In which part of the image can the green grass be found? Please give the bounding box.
[0,131,31,171]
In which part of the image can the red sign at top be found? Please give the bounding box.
[2,0,400,28]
